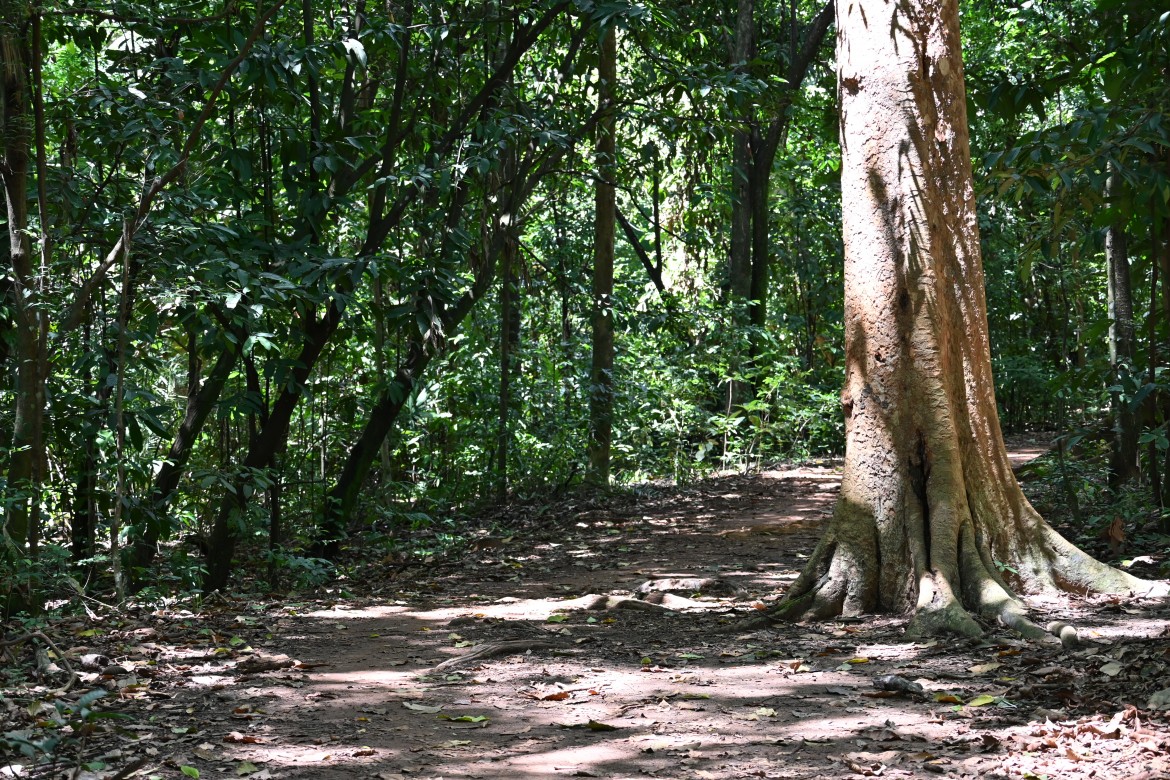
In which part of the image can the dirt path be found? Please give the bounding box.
[16,448,1170,780]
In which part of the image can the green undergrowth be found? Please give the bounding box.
[1017,438,1170,579]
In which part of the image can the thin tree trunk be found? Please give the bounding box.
[1,1,41,552]
[1147,245,1159,506]
[110,225,132,600]
[728,0,754,309]
[373,275,392,480]
[72,312,104,564]
[321,264,500,545]
[747,0,834,344]
[496,234,520,503]
[1160,212,1170,518]
[1105,165,1139,488]
[587,24,617,486]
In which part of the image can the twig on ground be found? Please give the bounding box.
[431,639,563,673]
[1,630,79,695]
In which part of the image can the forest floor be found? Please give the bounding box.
[5,434,1170,780]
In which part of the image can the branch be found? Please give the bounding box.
[616,206,666,294]
[1,631,79,696]
[762,0,834,157]
[61,0,287,332]
[360,2,570,255]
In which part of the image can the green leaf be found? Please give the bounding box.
[438,714,489,723]
[181,767,200,779]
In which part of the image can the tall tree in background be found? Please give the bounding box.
[1,0,40,554]
[773,0,1167,636]
[724,0,834,399]
[587,23,617,486]
[1105,164,1139,489]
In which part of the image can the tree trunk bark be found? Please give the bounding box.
[1,3,42,553]
[587,25,617,486]
[725,0,755,406]
[728,0,754,309]
[774,0,1165,637]
[1105,166,1139,489]
[1160,212,1170,516]
[496,233,520,503]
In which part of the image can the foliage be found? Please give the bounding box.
[1,0,1168,602]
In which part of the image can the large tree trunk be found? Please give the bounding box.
[775,0,1165,638]
[587,25,617,486]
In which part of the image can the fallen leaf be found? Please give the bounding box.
[438,715,489,723]
[585,720,619,731]
[525,690,570,701]
[965,694,997,707]
[224,731,265,744]
[180,767,200,779]
[402,702,443,714]
[1100,661,1123,677]
[969,662,1002,675]
[559,720,621,731]
[235,762,259,776]
[1147,688,1170,710]
[934,693,962,704]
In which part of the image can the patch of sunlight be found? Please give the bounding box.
[508,741,638,773]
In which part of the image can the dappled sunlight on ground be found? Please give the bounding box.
[12,451,1169,779]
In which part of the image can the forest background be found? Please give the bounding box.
[2,0,1169,608]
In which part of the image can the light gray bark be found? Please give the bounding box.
[773,0,1164,636]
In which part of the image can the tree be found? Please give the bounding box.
[587,23,617,486]
[1105,163,1139,489]
[1,0,40,555]
[773,0,1167,637]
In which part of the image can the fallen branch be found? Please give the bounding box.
[431,639,562,673]
[0,630,79,695]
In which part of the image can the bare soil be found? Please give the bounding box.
[6,439,1170,780]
